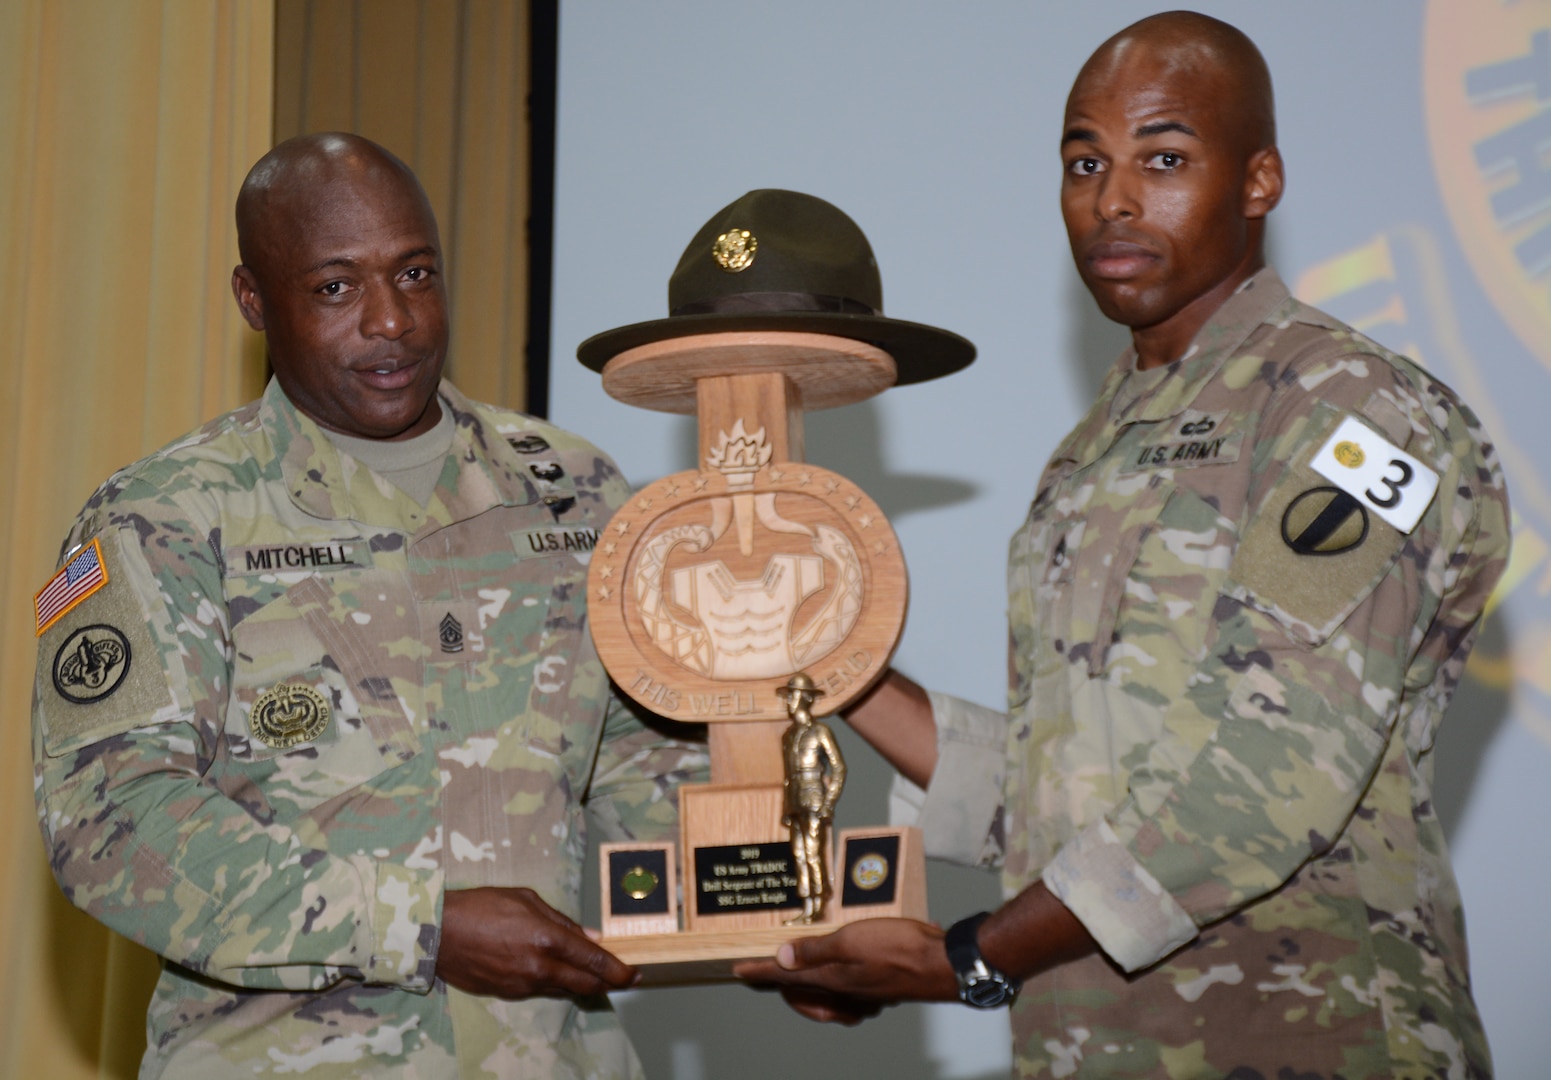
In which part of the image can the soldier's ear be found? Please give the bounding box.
[231,266,266,331]
[1243,146,1284,220]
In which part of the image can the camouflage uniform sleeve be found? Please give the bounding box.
[572,446,709,844]
[1042,358,1510,972]
[32,479,440,993]
[582,685,709,844]
[887,690,1007,868]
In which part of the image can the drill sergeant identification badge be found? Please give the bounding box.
[590,420,906,722]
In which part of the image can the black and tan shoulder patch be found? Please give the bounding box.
[1231,467,1405,645]
[36,529,178,755]
[1280,488,1369,556]
[51,624,132,703]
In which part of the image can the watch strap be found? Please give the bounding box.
[944,911,1020,1008]
[944,911,992,968]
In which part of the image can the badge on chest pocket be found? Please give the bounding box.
[1042,520,1085,585]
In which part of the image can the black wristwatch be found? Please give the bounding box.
[944,911,1020,1008]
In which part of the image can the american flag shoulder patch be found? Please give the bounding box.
[35,536,110,636]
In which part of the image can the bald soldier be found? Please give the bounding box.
[740,12,1508,1078]
[32,133,705,1078]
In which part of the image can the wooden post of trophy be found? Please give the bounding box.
[696,368,803,786]
[587,331,924,981]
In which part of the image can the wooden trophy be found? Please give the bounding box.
[577,190,974,983]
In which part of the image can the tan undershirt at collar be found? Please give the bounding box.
[322,400,456,507]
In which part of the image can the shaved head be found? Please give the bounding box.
[1073,11,1276,155]
[236,133,435,276]
[1060,12,1284,368]
[230,133,449,439]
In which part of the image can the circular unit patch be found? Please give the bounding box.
[1281,487,1370,556]
[250,683,332,749]
[850,852,890,891]
[52,624,132,704]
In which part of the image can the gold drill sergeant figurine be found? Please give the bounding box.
[777,673,846,925]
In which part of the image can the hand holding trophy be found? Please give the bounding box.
[577,190,974,982]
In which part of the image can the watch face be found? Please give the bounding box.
[963,975,1015,1009]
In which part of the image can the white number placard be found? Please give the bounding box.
[1311,415,1439,534]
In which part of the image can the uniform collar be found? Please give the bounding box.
[1051,268,1293,472]
[263,379,539,533]
[1106,267,1291,425]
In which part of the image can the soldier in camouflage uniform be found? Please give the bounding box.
[31,133,705,1078]
[738,13,1508,1079]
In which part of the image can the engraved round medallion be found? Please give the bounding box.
[1332,440,1365,469]
[589,439,906,722]
[711,228,757,272]
[250,683,332,748]
[621,866,660,901]
[850,852,890,891]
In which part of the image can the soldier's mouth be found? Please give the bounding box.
[356,358,422,390]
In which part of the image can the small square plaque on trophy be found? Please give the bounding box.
[599,842,678,938]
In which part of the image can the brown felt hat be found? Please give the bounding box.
[576,189,975,384]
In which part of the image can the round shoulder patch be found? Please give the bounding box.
[1281,487,1370,556]
[52,624,132,704]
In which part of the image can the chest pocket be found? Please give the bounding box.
[404,508,602,792]
[1097,486,1237,692]
[1007,487,1083,713]
[499,535,598,792]
[218,572,419,820]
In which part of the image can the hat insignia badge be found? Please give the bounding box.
[711,227,756,272]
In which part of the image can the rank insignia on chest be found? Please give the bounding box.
[439,612,465,653]
[249,683,331,748]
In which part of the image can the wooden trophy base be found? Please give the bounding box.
[598,784,925,985]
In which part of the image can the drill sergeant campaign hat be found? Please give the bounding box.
[576,189,975,384]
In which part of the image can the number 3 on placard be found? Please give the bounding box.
[1366,459,1414,508]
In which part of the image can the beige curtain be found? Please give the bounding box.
[1,2,536,1074]
[0,2,274,1076]
[275,0,536,411]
